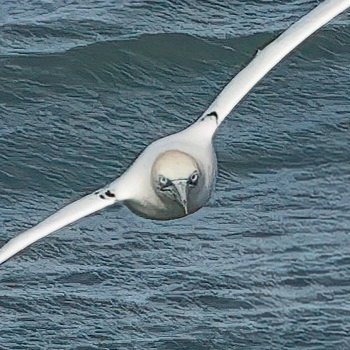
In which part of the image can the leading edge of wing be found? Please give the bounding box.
[196,0,350,128]
[0,188,118,265]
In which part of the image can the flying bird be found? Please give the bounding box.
[1,0,349,264]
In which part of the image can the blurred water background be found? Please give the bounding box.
[0,1,350,349]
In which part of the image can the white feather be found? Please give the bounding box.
[0,191,117,264]
[197,0,350,127]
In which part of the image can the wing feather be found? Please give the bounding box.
[0,189,118,264]
[198,0,350,127]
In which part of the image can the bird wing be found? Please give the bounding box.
[0,188,118,264]
[196,0,350,128]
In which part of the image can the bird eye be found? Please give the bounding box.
[188,172,199,186]
[159,176,172,190]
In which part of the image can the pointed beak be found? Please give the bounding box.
[173,180,188,215]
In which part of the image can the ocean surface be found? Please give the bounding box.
[1,1,350,349]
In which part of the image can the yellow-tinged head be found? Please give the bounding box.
[151,150,201,215]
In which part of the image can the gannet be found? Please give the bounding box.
[1,0,349,264]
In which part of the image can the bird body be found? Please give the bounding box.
[109,117,217,220]
[0,0,349,265]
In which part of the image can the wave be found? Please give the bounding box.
[1,10,349,58]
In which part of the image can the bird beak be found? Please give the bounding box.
[173,180,188,215]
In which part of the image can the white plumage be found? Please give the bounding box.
[1,0,349,265]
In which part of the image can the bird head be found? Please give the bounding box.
[152,150,201,215]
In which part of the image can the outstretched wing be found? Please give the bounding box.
[0,188,118,264]
[197,0,350,128]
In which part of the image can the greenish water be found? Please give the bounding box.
[0,1,350,349]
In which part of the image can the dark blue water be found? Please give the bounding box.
[1,1,350,349]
